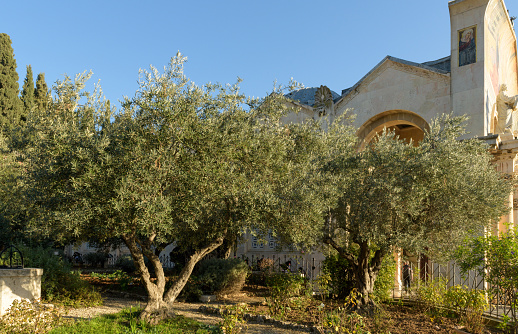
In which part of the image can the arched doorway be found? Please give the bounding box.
[357,110,430,294]
[357,110,429,150]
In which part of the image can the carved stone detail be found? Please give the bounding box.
[493,84,518,135]
[313,85,333,117]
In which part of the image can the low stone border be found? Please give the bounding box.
[198,305,320,333]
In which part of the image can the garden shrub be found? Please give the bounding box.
[413,277,448,316]
[414,278,488,333]
[455,224,518,332]
[321,253,354,299]
[265,272,311,318]
[245,272,264,287]
[219,303,248,334]
[444,285,487,334]
[16,244,102,306]
[114,254,136,273]
[83,251,109,268]
[372,254,397,302]
[195,258,249,296]
[321,307,372,334]
[90,270,134,291]
[178,276,203,302]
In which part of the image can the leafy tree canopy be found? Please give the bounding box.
[320,114,512,306]
[14,53,341,321]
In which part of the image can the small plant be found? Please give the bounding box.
[413,277,448,317]
[0,299,67,334]
[219,303,248,334]
[320,302,371,334]
[497,315,513,334]
[316,272,332,302]
[265,272,310,319]
[444,285,488,334]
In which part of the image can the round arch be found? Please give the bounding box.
[357,110,430,150]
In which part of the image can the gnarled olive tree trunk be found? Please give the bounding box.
[324,237,386,308]
[123,232,225,323]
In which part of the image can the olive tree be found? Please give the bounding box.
[16,54,336,321]
[321,115,512,307]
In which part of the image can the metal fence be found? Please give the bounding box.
[239,253,323,280]
[82,253,176,268]
[395,260,515,320]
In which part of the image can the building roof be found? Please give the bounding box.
[284,55,451,107]
[284,87,341,107]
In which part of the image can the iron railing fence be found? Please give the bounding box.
[240,254,323,280]
[81,254,177,269]
[395,260,516,320]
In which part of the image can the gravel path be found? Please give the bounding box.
[65,296,308,333]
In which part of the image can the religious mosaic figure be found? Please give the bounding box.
[494,84,518,134]
[459,27,476,66]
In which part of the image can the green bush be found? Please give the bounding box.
[444,285,487,334]
[414,277,448,316]
[178,276,204,302]
[265,273,311,318]
[219,303,248,334]
[16,244,102,306]
[114,255,136,273]
[455,224,518,331]
[321,307,372,334]
[372,254,397,302]
[195,258,249,295]
[321,253,354,299]
[83,252,108,268]
[414,278,488,333]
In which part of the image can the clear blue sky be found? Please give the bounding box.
[2,1,518,109]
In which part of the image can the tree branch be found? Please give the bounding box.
[323,236,357,266]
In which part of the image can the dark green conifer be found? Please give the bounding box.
[0,33,23,129]
[21,65,35,116]
[34,73,50,113]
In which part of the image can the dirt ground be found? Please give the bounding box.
[70,276,503,333]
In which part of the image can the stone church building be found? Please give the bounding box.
[237,0,518,284]
[283,0,517,230]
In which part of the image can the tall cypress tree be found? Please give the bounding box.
[0,33,23,129]
[34,73,49,113]
[21,65,34,117]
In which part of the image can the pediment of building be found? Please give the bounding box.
[335,56,450,111]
